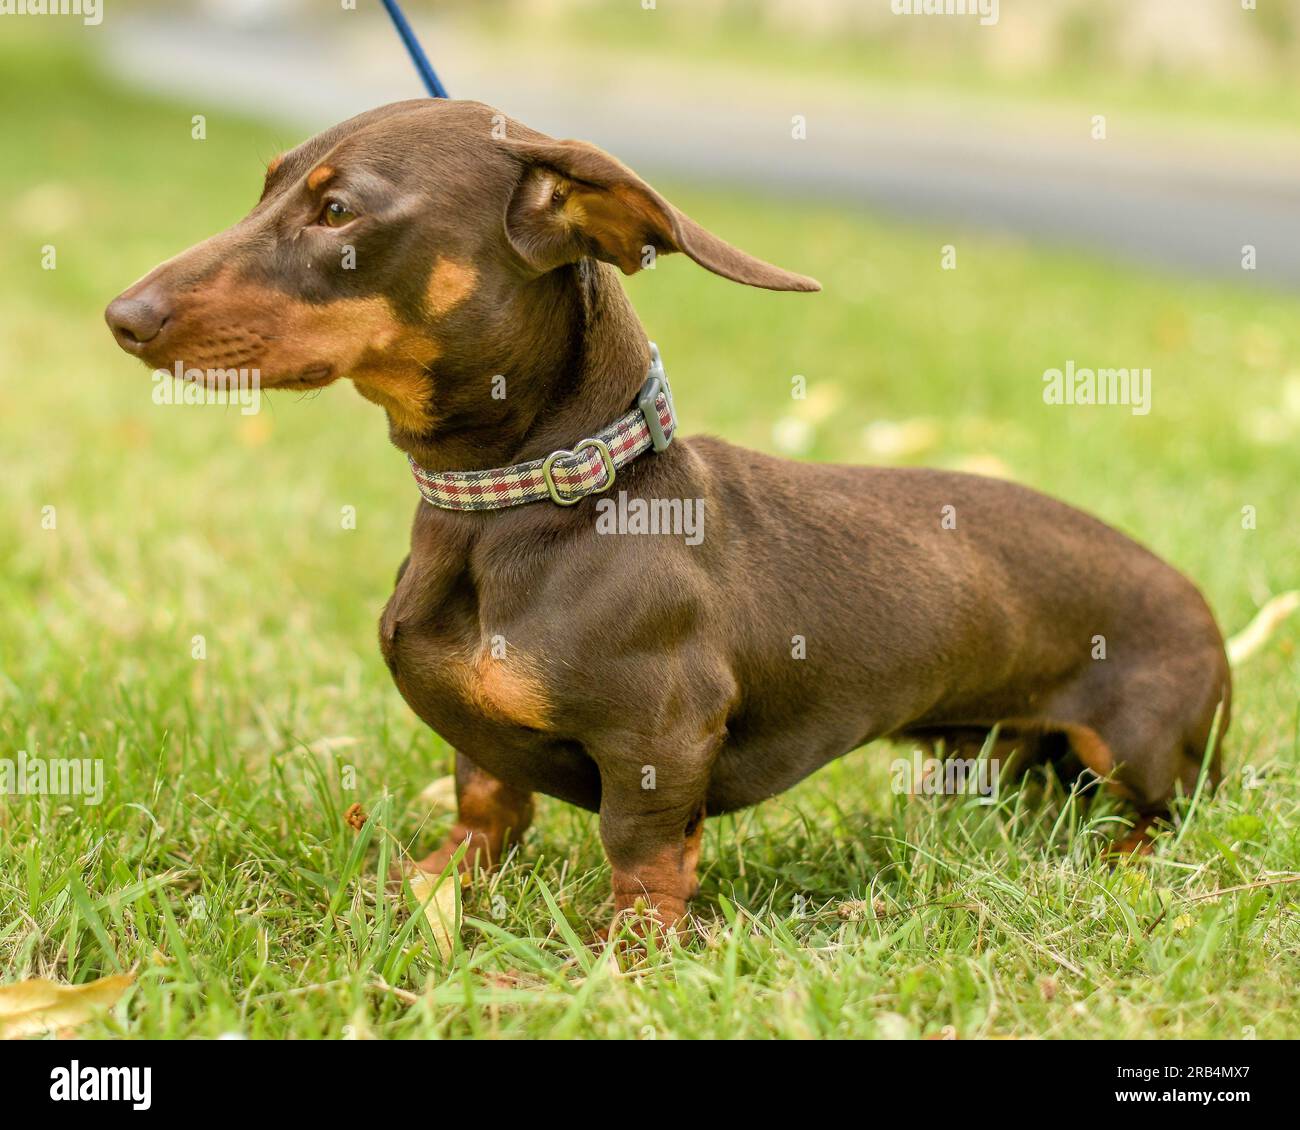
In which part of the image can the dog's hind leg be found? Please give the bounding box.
[1040,646,1230,850]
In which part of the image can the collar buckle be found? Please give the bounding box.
[541,437,616,506]
[637,343,674,453]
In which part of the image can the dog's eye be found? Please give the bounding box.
[321,200,356,228]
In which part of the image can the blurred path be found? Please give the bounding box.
[101,11,1300,289]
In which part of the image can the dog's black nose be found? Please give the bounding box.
[105,292,170,352]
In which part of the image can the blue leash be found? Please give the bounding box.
[379,0,450,99]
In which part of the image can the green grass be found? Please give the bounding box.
[2,31,1298,1039]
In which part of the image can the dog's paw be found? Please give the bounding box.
[604,895,690,947]
[1105,815,1161,861]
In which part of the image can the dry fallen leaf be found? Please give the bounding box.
[0,972,135,1039]
[407,872,460,961]
[1227,591,1300,667]
[344,802,367,831]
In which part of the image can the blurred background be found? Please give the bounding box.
[4,0,1299,785]
[98,0,1300,285]
[4,0,1298,769]
[2,0,1298,1037]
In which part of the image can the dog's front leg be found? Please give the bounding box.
[411,751,534,877]
[597,752,709,936]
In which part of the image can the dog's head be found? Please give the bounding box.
[105,99,818,430]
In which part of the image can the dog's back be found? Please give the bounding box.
[683,438,1229,813]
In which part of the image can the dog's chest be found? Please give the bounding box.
[381,614,549,732]
[379,554,555,740]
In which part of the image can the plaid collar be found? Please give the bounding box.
[408,344,676,511]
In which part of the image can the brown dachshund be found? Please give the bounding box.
[106,99,1230,933]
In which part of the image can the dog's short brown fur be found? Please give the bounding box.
[107,100,1230,931]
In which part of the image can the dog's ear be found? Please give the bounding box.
[502,138,820,292]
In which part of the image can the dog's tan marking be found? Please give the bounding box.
[681,806,705,899]
[266,152,285,177]
[410,764,535,876]
[454,647,551,731]
[306,163,336,191]
[1107,814,1159,859]
[351,364,437,433]
[424,258,478,317]
[457,769,534,849]
[349,321,442,433]
[610,839,696,931]
[556,181,666,274]
[159,267,441,431]
[1060,722,1116,779]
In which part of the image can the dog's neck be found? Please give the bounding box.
[383,260,651,473]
